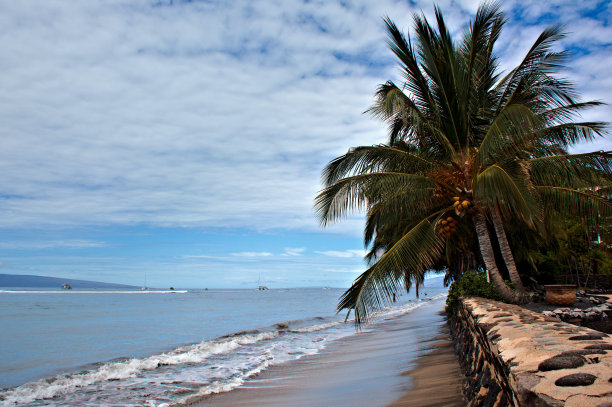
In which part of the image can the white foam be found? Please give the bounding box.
[289,320,343,333]
[174,355,273,407]
[381,293,446,317]
[171,296,448,406]
[0,332,277,406]
[0,294,447,406]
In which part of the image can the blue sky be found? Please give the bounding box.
[0,0,610,288]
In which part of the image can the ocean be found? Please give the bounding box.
[0,285,447,406]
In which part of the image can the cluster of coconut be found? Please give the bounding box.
[438,216,458,238]
[452,196,471,215]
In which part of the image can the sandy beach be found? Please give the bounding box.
[388,327,465,407]
[187,297,464,407]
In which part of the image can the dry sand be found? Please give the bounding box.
[186,298,465,407]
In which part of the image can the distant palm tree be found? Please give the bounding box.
[315,2,610,324]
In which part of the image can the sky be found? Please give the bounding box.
[0,0,610,288]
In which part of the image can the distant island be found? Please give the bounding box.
[0,274,138,289]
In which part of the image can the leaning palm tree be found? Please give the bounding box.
[315,2,611,324]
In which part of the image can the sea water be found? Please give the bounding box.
[0,285,447,406]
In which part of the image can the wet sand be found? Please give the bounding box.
[186,297,465,407]
[388,328,465,407]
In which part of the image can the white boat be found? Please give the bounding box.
[257,273,268,290]
[61,283,72,290]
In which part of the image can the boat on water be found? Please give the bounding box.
[256,273,268,290]
[61,283,72,290]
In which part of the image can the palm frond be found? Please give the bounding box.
[474,162,539,224]
[539,102,605,124]
[529,151,612,188]
[322,144,433,185]
[461,1,504,137]
[364,195,437,247]
[414,9,466,150]
[337,215,445,325]
[538,122,607,148]
[495,24,567,111]
[535,186,612,226]
[477,103,542,164]
[383,17,438,120]
[315,172,433,226]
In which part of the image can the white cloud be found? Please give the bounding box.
[325,268,364,273]
[282,247,306,256]
[0,0,608,235]
[231,251,273,257]
[315,249,366,258]
[181,254,224,260]
[0,240,107,250]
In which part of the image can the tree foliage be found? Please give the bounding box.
[315,2,611,325]
[445,270,503,315]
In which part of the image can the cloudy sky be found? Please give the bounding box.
[0,0,610,288]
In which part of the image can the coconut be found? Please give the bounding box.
[461,200,470,208]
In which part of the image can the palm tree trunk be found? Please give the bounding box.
[491,210,526,292]
[474,212,523,304]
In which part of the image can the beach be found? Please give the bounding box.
[0,288,454,406]
[388,326,464,407]
[188,296,464,407]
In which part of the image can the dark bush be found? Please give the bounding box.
[445,270,502,315]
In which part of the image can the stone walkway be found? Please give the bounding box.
[459,298,612,406]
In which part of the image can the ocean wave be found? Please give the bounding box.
[170,354,273,407]
[0,332,277,406]
[0,294,446,406]
[289,320,343,333]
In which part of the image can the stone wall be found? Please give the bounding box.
[451,297,612,406]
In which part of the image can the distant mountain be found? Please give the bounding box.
[0,274,138,289]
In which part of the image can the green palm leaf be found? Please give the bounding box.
[316,2,610,324]
[535,186,612,226]
[338,215,446,325]
[529,151,612,188]
[477,103,542,164]
[322,144,433,185]
[315,172,433,225]
[474,162,539,224]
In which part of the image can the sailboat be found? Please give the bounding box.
[141,273,149,291]
[257,273,268,291]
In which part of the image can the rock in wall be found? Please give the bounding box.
[451,297,612,407]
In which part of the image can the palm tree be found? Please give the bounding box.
[315,2,610,324]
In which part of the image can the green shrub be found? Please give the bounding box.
[445,270,502,315]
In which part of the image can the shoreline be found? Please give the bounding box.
[186,298,465,407]
[387,316,465,407]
